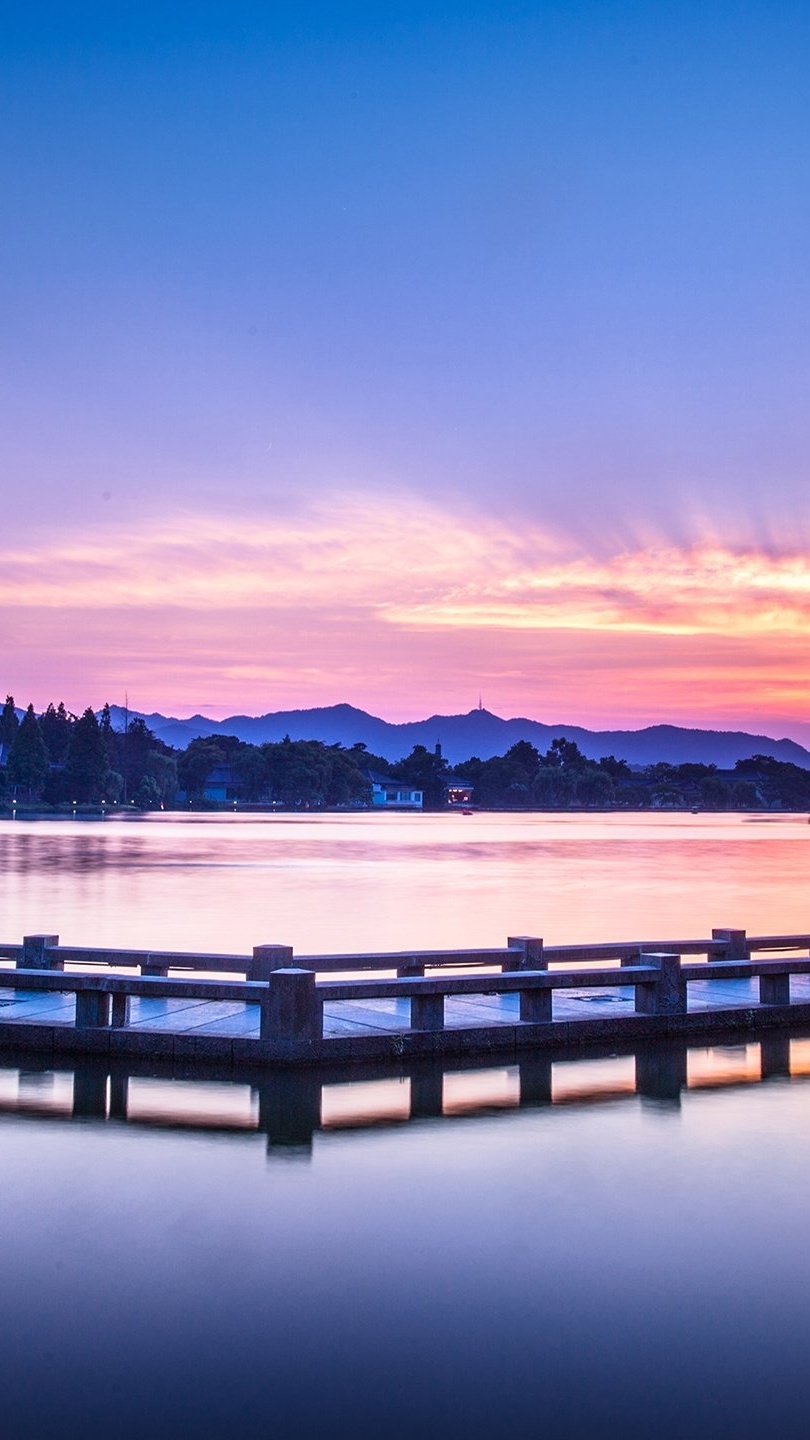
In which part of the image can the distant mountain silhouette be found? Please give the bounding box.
[106,704,810,770]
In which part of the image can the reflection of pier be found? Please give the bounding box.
[2,928,810,1068]
[0,1029,805,1157]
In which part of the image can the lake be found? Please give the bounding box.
[1,812,809,1439]
[2,809,810,954]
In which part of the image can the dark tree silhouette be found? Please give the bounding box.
[7,705,49,797]
[64,708,110,802]
[0,695,19,749]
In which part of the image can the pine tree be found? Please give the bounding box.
[64,708,109,802]
[0,695,19,749]
[40,701,73,764]
[7,704,49,797]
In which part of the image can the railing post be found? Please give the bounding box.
[712,928,748,959]
[142,953,168,978]
[261,968,320,1043]
[760,971,790,1006]
[111,994,131,1027]
[410,990,445,1031]
[636,953,686,1015]
[250,944,294,980]
[397,957,425,978]
[21,934,61,970]
[505,935,544,970]
[75,990,112,1028]
[507,936,550,1022]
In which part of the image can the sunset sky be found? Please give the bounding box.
[3,2,810,739]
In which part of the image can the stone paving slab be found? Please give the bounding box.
[127,997,243,1032]
[688,979,762,1011]
[322,1000,412,1034]
[171,1006,260,1038]
[0,991,75,1024]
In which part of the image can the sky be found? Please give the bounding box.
[3,1,810,738]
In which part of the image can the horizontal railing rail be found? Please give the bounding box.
[0,941,530,976]
[3,927,809,981]
[1,969,263,1001]
[317,965,658,1002]
[38,946,255,974]
[745,934,810,950]
[681,959,810,981]
[296,948,522,972]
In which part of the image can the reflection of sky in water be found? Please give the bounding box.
[1,811,810,955]
[2,816,810,1436]
[1,1061,809,1440]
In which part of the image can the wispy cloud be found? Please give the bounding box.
[4,495,810,640]
[4,492,810,732]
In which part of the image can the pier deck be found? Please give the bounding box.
[2,927,810,1067]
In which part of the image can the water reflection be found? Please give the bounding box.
[4,814,810,1439]
[3,1033,810,1439]
[0,1028,805,1156]
[3,811,810,957]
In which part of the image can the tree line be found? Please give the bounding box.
[359,734,810,810]
[0,696,176,807]
[439,738,810,811]
[2,695,810,811]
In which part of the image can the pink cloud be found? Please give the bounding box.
[3,493,810,737]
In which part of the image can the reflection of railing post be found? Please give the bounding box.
[250,944,294,980]
[507,936,550,1022]
[761,1034,791,1080]
[261,969,320,1043]
[72,1063,108,1118]
[636,953,686,1015]
[108,1072,129,1119]
[256,1072,321,1151]
[410,1063,444,1117]
[635,1043,687,1104]
[21,934,61,970]
[519,1056,552,1106]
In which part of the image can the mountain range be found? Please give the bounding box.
[107,704,810,770]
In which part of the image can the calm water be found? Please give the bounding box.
[2,813,810,1439]
[2,809,809,952]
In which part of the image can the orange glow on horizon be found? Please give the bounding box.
[3,494,810,737]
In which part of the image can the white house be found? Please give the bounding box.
[366,771,423,809]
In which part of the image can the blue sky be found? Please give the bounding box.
[3,3,810,731]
